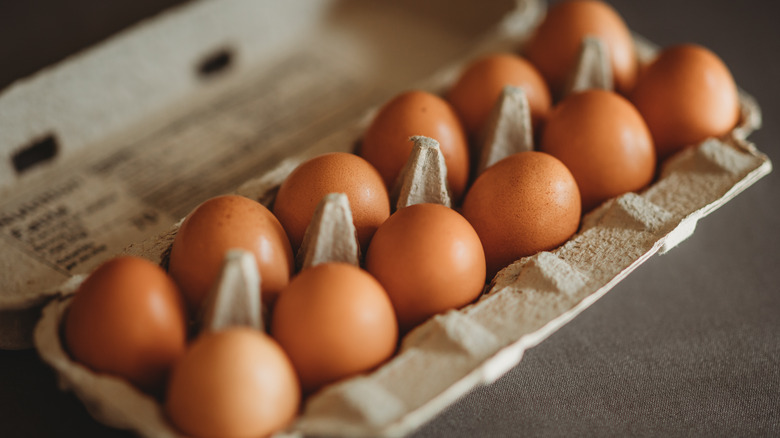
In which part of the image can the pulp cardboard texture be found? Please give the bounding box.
[394,137,453,210]
[477,85,533,173]
[2,0,772,437]
[297,193,361,270]
[200,249,264,334]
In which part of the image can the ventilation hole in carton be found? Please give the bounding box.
[12,134,58,174]
[197,48,234,78]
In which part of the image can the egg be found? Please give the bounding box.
[630,44,740,159]
[165,328,300,438]
[273,152,390,253]
[447,53,551,138]
[365,203,486,332]
[64,256,187,392]
[271,263,397,393]
[462,152,581,278]
[169,195,293,311]
[525,0,638,95]
[360,90,470,199]
[541,89,656,212]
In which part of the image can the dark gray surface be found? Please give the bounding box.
[1,1,778,437]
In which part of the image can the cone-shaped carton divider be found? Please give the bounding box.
[393,136,453,210]
[477,85,533,175]
[564,36,613,96]
[200,249,263,332]
[297,193,361,270]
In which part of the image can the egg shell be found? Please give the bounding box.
[541,89,656,212]
[462,151,581,278]
[165,327,300,438]
[64,256,188,393]
[630,43,740,159]
[168,195,293,311]
[273,152,389,255]
[447,53,551,139]
[525,0,637,95]
[365,203,486,332]
[360,90,470,200]
[271,263,398,394]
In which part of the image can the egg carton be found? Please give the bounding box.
[0,0,772,437]
[34,22,771,438]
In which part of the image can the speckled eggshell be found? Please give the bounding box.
[360,90,470,200]
[165,328,300,438]
[272,152,390,253]
[270,263,397,394]
[168,195,293,311]
[462,151,581,278]
[525,0,638,95]
[448,53,551,138]
[541,89,656,212]
[365,203,486,332]
[630,44,740,159]
[64,256,188,393]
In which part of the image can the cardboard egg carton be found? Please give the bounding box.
[0,0,771,436]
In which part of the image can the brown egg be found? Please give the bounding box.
[525,0,638,95]
[365,203,486,332]
[271,263,397,393]
[462,152,581,278]
[541,89,656,212]
[165,328,300,438]
[631,44,740,159]
[360,90,470,199]
[169,195,293,311]
[64,256,187,392]
[448,53,552,138]
[273,152,390,253]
